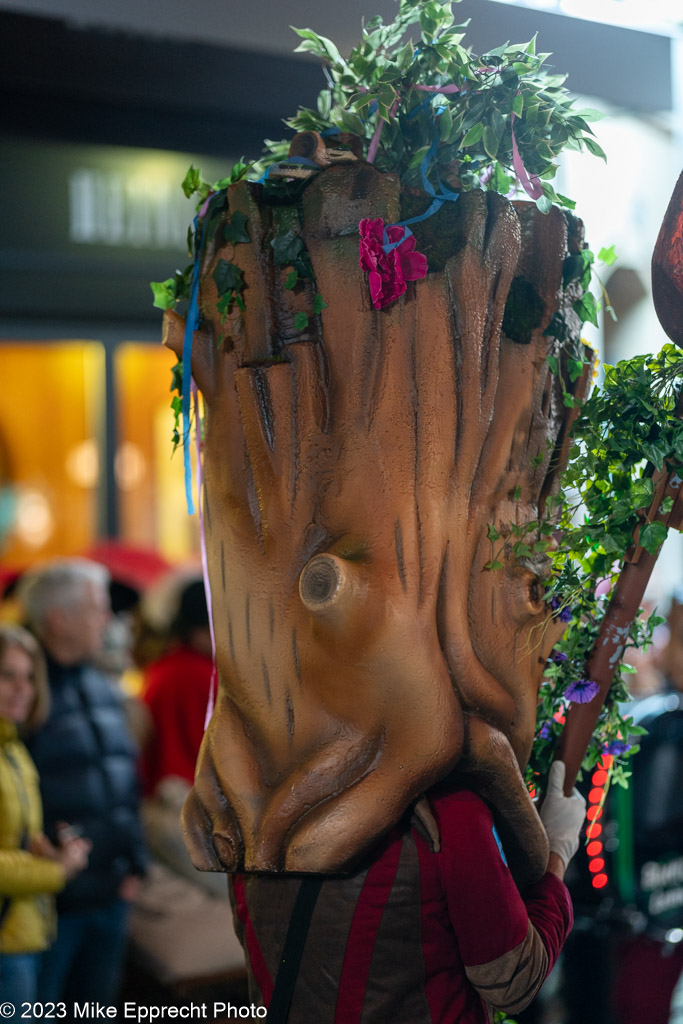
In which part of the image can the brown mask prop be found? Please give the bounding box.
[167,162,589,886]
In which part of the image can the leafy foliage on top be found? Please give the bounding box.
[257,0,604,213]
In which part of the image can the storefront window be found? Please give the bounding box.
[0,342,104,565]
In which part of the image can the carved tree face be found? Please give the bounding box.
[177,164,586,881]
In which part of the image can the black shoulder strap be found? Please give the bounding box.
[266,876,323,1024]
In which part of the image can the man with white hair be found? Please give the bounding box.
[19,559,146,1005]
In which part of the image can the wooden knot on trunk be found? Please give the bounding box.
[289,131,330,167]
[299,554,364,625]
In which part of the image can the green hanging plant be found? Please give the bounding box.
[531,345,682,792]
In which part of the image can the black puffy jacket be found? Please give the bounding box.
[27,657,147,912]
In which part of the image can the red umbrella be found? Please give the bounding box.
[83,541,172,592]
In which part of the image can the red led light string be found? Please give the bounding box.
[586,754,613,889]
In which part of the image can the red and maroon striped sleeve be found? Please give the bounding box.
[431,790,573,1015]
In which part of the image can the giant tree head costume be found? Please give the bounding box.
[157,1,651,888]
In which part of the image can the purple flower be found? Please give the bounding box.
[552,651,568,663]
[539,721,553,740]
[605,739,632,756]
[550,596,572,623]
[564,678,600,704]
[359,217,428,310]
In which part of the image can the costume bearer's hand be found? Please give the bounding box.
[540,761,586,869]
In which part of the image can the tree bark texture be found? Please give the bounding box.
[167,162,590,886]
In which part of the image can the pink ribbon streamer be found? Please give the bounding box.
[414,83,461,93]
[367,99,399,164]
[510,110,543,201]
[366,70,503,164]
[366,118,385,165]
[192,381,217,729]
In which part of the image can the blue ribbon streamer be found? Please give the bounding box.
[181,216,202,515]
[383,119,460,253]
[491,824,508,865]
[181,190,225,514]
[257,156,321,184]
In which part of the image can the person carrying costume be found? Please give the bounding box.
[231,761,585,1023]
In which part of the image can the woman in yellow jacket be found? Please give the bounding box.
[0,624,90,1008]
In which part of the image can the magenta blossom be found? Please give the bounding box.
[564,678,600,705]
[359,217,428,310]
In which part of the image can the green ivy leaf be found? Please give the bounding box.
[630,478,654,508]
[639,521,667,555]
[294,311,309,331]
[642,442,668,471]
[224,211,251,245]
[213,260,244,298]
[216,292,235,320]
[271,230,305,266]
[598,244,617,266]
[285,270,299,290]
[170,360,183,392]
[487,524,501,541]
[150,279,177,310]
[181,165,201,198]
[313,293,328,314]
[568,358,585,383]
[573,292,599,327]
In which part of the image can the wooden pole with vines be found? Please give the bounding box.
[556,170,683,793]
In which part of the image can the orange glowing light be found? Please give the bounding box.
[586,841,603,857]
[591,770,608,787]
[587,806,603,821]
[589,858,605,873]
[588,787,604,804]
[586,822,602,839]
[592,874,608,889]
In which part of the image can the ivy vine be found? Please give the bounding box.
[528,345,682,793]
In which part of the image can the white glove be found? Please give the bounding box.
[540,761,587,869]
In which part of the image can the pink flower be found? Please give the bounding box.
[359,217,428,310]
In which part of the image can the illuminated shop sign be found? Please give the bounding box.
[0,139,231,320]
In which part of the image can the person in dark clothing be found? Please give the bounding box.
[18,558,147,1005]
